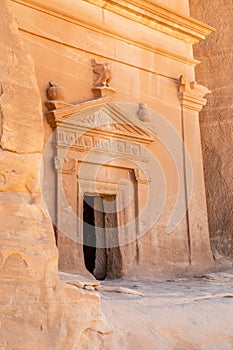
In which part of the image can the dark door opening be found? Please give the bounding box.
[83,196,96,275]
[83,194,122,280]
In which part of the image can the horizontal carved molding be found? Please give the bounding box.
[11,0,202,67]
[55,135,148,160]
[84,0,215,44]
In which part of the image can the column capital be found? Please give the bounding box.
[178,75,211,112]
[54,157,77,174]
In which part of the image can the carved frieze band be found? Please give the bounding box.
[55,131,145,158]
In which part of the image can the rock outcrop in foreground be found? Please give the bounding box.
[0,1,106,348]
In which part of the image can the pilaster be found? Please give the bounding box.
[178,75,214,269]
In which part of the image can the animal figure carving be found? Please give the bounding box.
[91,59,112,87]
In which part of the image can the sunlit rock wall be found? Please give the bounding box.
[0,1,105,349]
[190,0,233,257]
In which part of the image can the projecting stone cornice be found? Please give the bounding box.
[84,0,215,44]
[11,0,213,67]
[45,98,155,146]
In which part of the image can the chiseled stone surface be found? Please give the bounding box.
[0,1,106,349]
[190,0,233,257]
[6,0,215,275]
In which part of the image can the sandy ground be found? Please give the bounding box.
[95,266,233,349]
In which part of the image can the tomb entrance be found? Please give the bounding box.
[83,194,122,280]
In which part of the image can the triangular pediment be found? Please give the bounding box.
[46,100,154,145]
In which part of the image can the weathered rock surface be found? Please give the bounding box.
[190,0,233,257]
[0,9,44,154]
[79,272,233,350]
[0,1,106,348]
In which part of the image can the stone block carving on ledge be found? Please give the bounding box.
[137,103,151,122]
[46,80,65,101]
[45,81,73,111]
[91,59,112,87]
[91,59,116,98]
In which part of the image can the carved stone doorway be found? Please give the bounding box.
[83,194,122,280]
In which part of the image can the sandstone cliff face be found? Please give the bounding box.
[0,1,105,348]
[190,0,233,257]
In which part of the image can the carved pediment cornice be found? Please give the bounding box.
[45,98,154,146]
